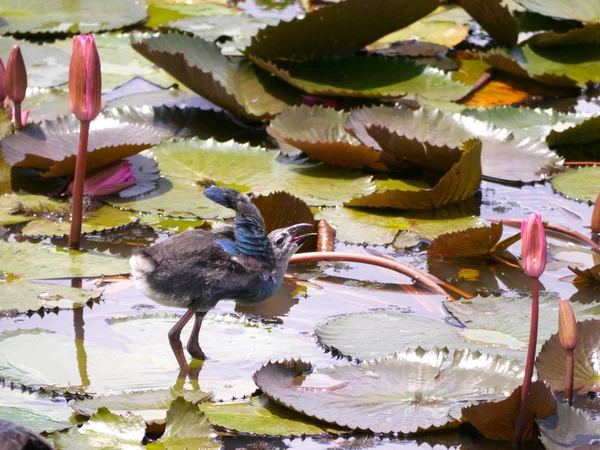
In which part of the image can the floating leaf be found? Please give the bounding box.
[118,151,160,199]
[251,191,315,234]
[0,240,131,279]
[551,166,600,202]
[514,0,600,22]
[458,0,518,47]
[0,108,170,178]
[23,88,72,123]
[53,407,146,450]
[523,23,600,47]
[131,32,299,122]
[145,0,234,29]
[571,264,600,286]
[145,397,221,450]
[462,381,555,442]
[537,402,600,449]
[428,223,507,257]
[547,115,600,148]
[0,0,147,34]
[252,56,471,101]
[245,0,439,61]
[345,138,482,209]
[254,349,524,434]
[200,396,341,436]
[108,138,375,217]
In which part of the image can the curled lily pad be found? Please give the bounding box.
[514,0,600,22]
[0,108,170,178]
[253,349,524,434]
[428,222,520,257]
[131,32,299,122]
[523,23,600,47]
[345,138,482,210]
[537,402,600,449]
[551,166,600,202]
[253,56,471,101]
[536,319,600,394]
[462,381,555,442]
[458,0,518,47]
[571,265,600,286]
[245,0,439,61]
[251,191,315,235]
[0,0,147,34]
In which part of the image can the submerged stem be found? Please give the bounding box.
[512,277,540,447]
[13,101,21,129]
[68,120,90,250]
[565,349,574,406]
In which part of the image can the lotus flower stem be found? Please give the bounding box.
[12,102,22,129]
[68,120,90,249]
[289,252,473,299]
[565,349,574,405]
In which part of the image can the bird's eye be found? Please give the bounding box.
[275,236,285,246]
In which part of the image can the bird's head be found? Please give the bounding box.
[268,223,314,265]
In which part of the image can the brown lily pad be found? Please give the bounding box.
[458,0,518,47]
[571,265,600,286]
[428,222,515,257]
[251,190,316,235]
[317,220,336,252]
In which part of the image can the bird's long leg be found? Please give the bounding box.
[168,308,196,370]
[186,311,207,361]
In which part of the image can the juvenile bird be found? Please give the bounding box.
[130,187,313,369]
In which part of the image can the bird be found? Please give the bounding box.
[130,186,314,370]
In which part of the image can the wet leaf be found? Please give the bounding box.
[0,240,131,279]
[458,0,518,47]
[0,108,170,178]
[251,191,316,234]
[514,0,600,22]
[145,0,234,29]
[427,223,505,257]
[523,23,600,47]
[145,397,221,450]
[268,106,387,171]
[131,32,299,122]
[537,402,600,449]
[462,381,555,442]
[345,138,482,209]
[536,319,600,394]
[0,0,147,34]
[254,349,524,434]
[245,0,439,61]
[108,138,375,217]
[253,56,471,101]
[551,166,600,202]
[53,407,146,450]
[200,395,342,436]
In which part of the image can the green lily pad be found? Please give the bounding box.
[252,56,471,101]
[0,0,147,34]
[537,402,600,449]
[71,388,211,422]
[131,32,300,122]
[458,0,518,46]
[145,0,234,29]
[0,313,329,399]
[427,223,509,257]
[0,275,100,316]
[245,0,438,61]
[53,407,146,450]
[345,138,482,209]
[0,155,12,196]
[0,194,136,237]
[315,202,483,245]
[523,23,600,47]
[145,397,220,450]
[254,349,524,434]
[108,138,375,217]
[546,115,600,148]
[23,88,72,123]
[0,240,131,279]
[0,108,170,178]
[0,387,76,434]
[514,0,600,22]
[0,37,70,89]
[551,166,600,202]
[200,395,344,436]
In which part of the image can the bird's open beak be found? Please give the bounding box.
[287,223,316,247]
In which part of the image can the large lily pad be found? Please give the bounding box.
[427,223,513,257]
[245,0,438,61]
[0,240,131,279]
[537,402,600,449]
[514,0,600,22]
[145,0,234,29]
[551,166,600,202]
[458,0,518,47]
[252,56,471,101]
[0,108,170,178]
[108,138,375,217]
[523,23,600,47]
[131,32,299,122]
[0,313,329,400]
[0,0,147,34]
[546,115,600,148]
[23,88,72,123]
[344,138,482,209]
[254,349,524,434]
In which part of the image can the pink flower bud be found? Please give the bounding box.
[66,160,135,197]
[69,34,102,122]
[558,298,578,351]
[6,46,27,103]
[0,58,6,103]
[521,212,547,279]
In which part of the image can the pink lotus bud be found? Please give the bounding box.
[302,94,340,109]
[521,212,547,279]
[0,58,6,103]
[558,298,578,351]
[592,192,600,233]
[6,46,27,103]
[12,108,29,126]
[69,34,102,122]
[66,160,135,197]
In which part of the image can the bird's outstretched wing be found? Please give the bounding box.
[204,186,274,263]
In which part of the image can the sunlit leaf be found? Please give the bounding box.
[23,88,72,123]
[462,381,555,442]
[254,349,524,434]
[514,0,600,22]
[131,32,300,122]
[145,0,234,29]
[537,402,600,449]
[547,115,600,148]
[245,0,439,61]
[458,0,518,46]
[251,191,315,234]
[0,0,147,34]
[571,264,600,286]
[523,23,600,47]
[252,56,471,101]
[427,223,504,257]
[551,166,600,202]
